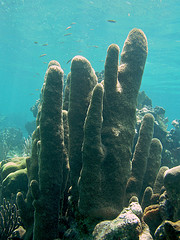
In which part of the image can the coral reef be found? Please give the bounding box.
[153,166,169,194]
[141,187,154,211]
[0,157,27,201]
[18,28,164,239]
[68,55,97,203]
[164,166,180,221]
[164,119,180,167]
[17,61,70,240]
[136,95,180,169]
[22,135,32,157]
[0,127,24,161]
[0,198,21,240]
[25,100,41,136]
[78,28,148,219]
[16,28,151,239]
[93,199,152,240]
[63,73,71,111]
[137,90,152,109]
[2,27,180,239]
[25,121,36,136]
[126,113,154,201]
[30,100,40,118]
[31,62,65,240]
[154,220,180,240]
[143,204,162,235]
[17,61,68,240]
[142,138,162,192]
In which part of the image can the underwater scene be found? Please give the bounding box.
[0,0,180,239]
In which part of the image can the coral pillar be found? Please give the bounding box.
[68,56,97,202]
[78,83,104,217]
[78,28,148,219]
[142,138,162,191]
[32,64,64,240]
[126,113,154,201]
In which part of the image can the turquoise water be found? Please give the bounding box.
[0,0,180,135]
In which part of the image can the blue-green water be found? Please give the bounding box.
[0,0,180,135]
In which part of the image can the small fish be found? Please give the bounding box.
[70,22,76,25]
[43,62,48,64]
[29,93,35,95]
[66,26,72,30]
[64,33,72,36]
[42,43,48,46]
[39,54,47,57]
[34,41,38,44]
[107,19,116,23]
[66,58,72,64]
[87,45,99,48]
[35,89,40,91]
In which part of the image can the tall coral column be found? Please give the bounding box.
[32,63,64,240]
[78,28,148,219]
[68,56,97,203]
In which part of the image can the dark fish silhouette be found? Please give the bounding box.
[66,58,72,64]
[64,33,72,36]
[107,19,116,23]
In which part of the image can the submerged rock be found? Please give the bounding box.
[164,165,180,220]
[154,220,180,240]
[92,201,152,240]
[0,157,27,200]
